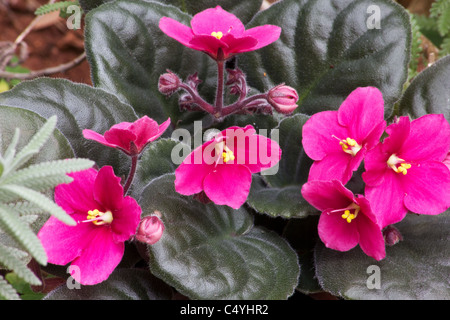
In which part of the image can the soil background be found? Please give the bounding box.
[0,0,91,85]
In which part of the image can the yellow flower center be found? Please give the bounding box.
[339,137,362,156]
[211,31,223,40]
[215,141,235,163]
[330,203,360,223]
[86,209,113,225]
[387,154,411,175]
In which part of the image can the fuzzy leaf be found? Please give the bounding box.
[0,79,138,177]
[0,204,47,265]
[0,243,41,286]
[44,269,173,300]
[398,55,450,122]
[247,114,316,218]
[240,0,411,118]
[314,211,450,299]
[0,275,20,300]
[142,174,300,300]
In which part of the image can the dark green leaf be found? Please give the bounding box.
[141,174,300,300]
[85,0,216,124]
[44,268,173,300]
[240,0,411,118]
[130,138,181,198]
[247,114,316,218]
[0,78,138,176]
[314,211,450,299]
[398,55,450,122]
[78,0,112,13]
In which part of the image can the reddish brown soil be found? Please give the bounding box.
[0,0,91,85]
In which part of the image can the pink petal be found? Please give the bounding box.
[190,6,245,36]
[159,17,195,48]
[220,33,258,56]
[403,161,450,215]
[302,111,348,161]
[82,129,117,149]
[400,114,450,163]
[337,87,385,144]
[307,151,357,184]
[174,139,216,195]
[70,228,124,285]
[129,116,159,150]
[365,172,407,228]
[362,145,389,187]
[111,196,142,243]
[103,127,137,154]
[149,117,171,142]
[243,25,282,51]
[203,164,252,209]
[38,215,95,266]
[93,166,124,212]
[224,125,281,173]
[382,116,410,155]
[301,180,354,212]
[54,168,98,214]
[318,210,359,252]
[189,34,229,57]
[356,213,386,261]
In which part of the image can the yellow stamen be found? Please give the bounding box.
[211,31,223,40]
[339,205,360,223]
[86,209,113,225]
[215,141,235,163]
[387,154,411,175]
[335,136,361,156]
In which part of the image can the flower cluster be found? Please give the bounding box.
[38,116,169,285]
[301,87,450,260]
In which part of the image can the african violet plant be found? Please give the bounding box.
[0,0,449,300]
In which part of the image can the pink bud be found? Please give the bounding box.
[267,84,299,114]
[158,70,181,95]
[383,225,403,246]
[135,214,165,245]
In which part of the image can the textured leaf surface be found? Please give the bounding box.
[240,0,411,117]
[314,211,450,299]
[44,269,173,300]
[398,55,450,122]
[247,114,316,218]
[0,78,138,176]
[142,174,300,300]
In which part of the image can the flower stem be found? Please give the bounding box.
[123,155,138,195]
[221,93,268,116]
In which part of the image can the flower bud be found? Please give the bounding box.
[383,225,403,246]
[158,70,181,95]
[267,84,299,114]
[135,213,165,245]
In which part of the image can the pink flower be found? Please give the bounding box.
[135,214,165,245]
[38,166,141,285]
[301,180,385,261]
[363,114,450,228]
[174,125,281,209]
[302,87,386,184]
[159,6,281,61]
[83,116,171,156]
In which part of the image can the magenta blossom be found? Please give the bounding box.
[363,114,450,228]
[175,125,281,209]
[302,87,386,184]
[83,116,171,156]
[159,6,281,61]
[301,180,385,261]
[38,166,141,285]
